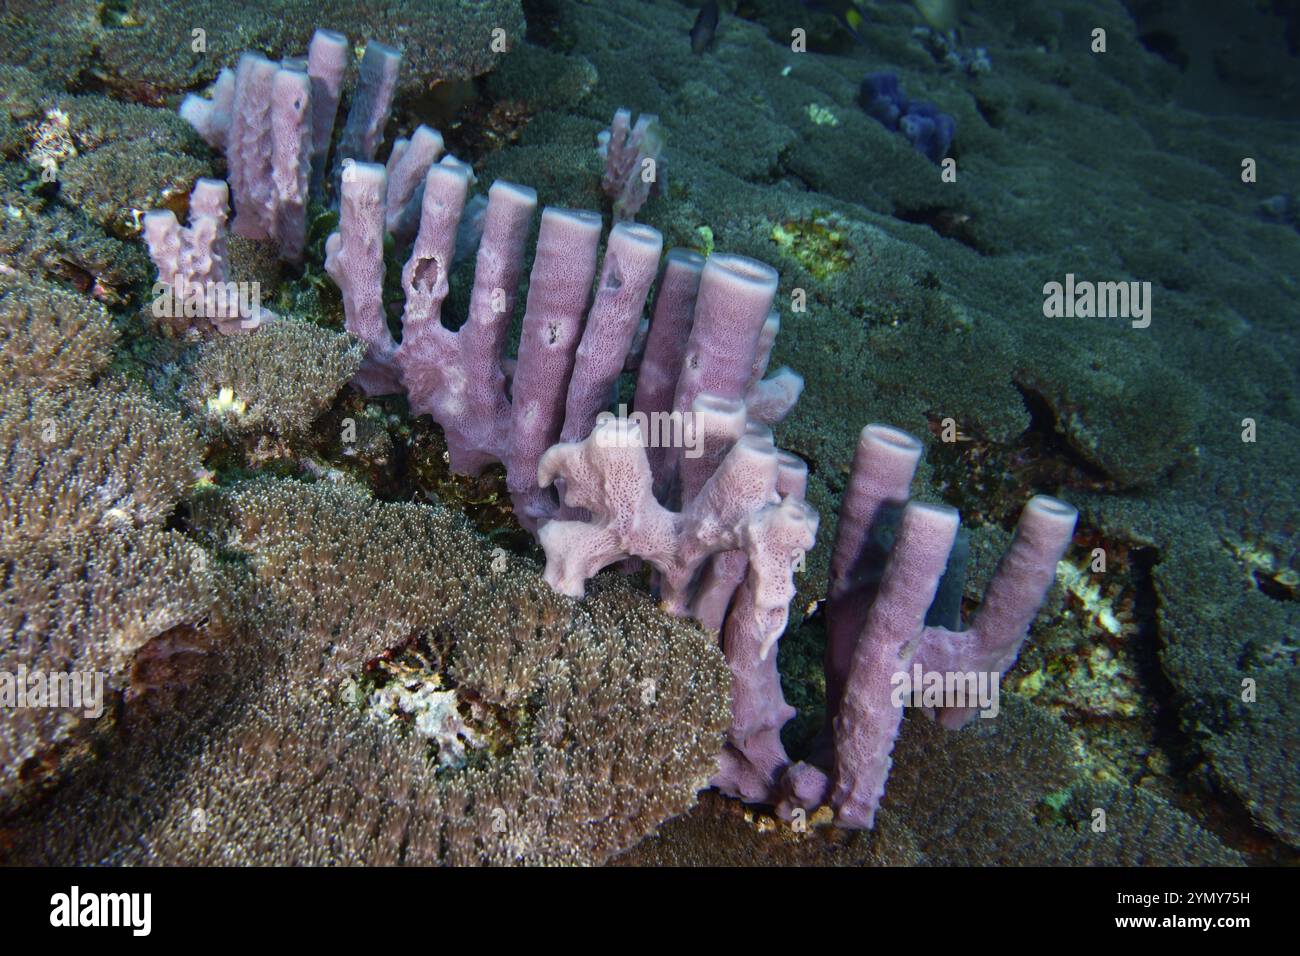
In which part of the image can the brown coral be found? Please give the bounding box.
[0,160,151,305]
[0,374,212,814]
[0,367,211,815]
[0,527,216,812]
[0,379,201,544]
[4,479,731,866]
[0,273,117,386]
[181,319,363,436]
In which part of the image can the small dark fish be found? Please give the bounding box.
[691,1,720,55]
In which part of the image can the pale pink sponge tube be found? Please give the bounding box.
[633,249,705,494]
[400,176,538,476]
[306,28,348,192]
[824,424,925,725]
[536,416,681,593]
[325,160,399,394]
[777,423,1077,829]
[385,125,447,241]
[911,494,1081,728]
[712,454,818,802]
[505,208,605,531]
[828,500,961,829]
[143,178,274,335]
[671,254,778,419]
[560,222,665,446]
[192,51,316,261]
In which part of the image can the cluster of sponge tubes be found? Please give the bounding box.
[179,28,450,265]
[145,163,1076,829]
[324,156,813,639]
[770,425,1078,828]
[146,24,1079,828]
[325,154,1077,828]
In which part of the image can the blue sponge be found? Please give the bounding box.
[858,72,956,163]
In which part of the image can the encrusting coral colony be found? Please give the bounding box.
[0,15,1097,866]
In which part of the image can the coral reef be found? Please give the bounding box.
[0,526,215,816]
[0,162,149,306]
[0,62,202,228]
[0,367,212,814]
[0,1,525,103]
[2,479,730,866]
[0,380,201,544]
[1,0,1295,871]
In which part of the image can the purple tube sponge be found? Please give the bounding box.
[225,53,281,243]
[320,168,815,806]
[777,423,1077,829]
[322,159,803,530]
[633,249,705,494]
[270,66,312,262]
[742,312,804,428]
[336,42,402,167]
[307,29,349,193]
[385,125,447,241]
[505,208,605,531]
[324,160,399,393]
[394,163,472,387]
[143,178,274,335]
[672,255,778,416]
[560,222,665,445]
[180,32,435,262]
[184,48,313,257]
[597,108,667,221]
[828,499,961,828]
[911,495,1081,727]
[712,453,816,802]
[320,164,808,649]
[180,68,236,148]
[824,423,924,722]
[669,254,779,502]
[398,178,538,475]
[537,404,817,809]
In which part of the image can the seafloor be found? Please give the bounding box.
[0,0,1296,865]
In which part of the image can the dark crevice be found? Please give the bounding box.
[972,95,1005,129]
[1142,560,1298,860]
[893,204,987,254]
[1137,31,1190,71]
[1252,567,1299,602]
[521,0,570,50]
[1012,380,1117,491]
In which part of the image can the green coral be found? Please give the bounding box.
[769,211,856,281]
